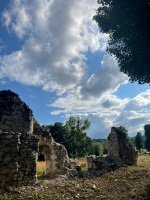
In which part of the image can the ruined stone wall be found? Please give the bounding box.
[108,127,137,165]
[108,127,121,160]
[17,133,39,186]
[34,124,79,177]
[0,90,33,133]
[0,90,38,188]
[87,127,137,172]
[0,131,20,187]
[0,90,79,188]
[0,130,39,188]
[39,137,69,176]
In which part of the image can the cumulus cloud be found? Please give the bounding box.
[80,55,128,99]
[50,92,128,138]
[0,39,6,53]
[1,0,148,138]
[50,54,128,114]
[48,53,130,138]
[50,87,150,138]
[0,0,108,93]
[87,114,110,138]
[114,90,150,135]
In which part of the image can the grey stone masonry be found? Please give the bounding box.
[34,123,80,177]
[0,90,39,188]
[108,127,138,165]
[87,127,138,172]
[0,130,20,188]
[0,90,33,133]
[0,90,79,188]
[0,130,39,188]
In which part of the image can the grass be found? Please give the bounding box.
[78,157,87,171]
[36,161,46,177]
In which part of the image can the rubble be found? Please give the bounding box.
[87,127,137,173]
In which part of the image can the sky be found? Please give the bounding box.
[0,0,150,138]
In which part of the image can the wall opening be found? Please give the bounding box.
[38,153,45,162]
[37,144,51,178]
[37,150,46,178]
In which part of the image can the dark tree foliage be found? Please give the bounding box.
[48,117,92,158]
[94,0,150,83]
[144,125,150,152]
[91,142,104,156]
[48,122,67,143]
[92,139,108,155]
[117,126,129,140]
[65,116,92,157]
[135,132,143,152]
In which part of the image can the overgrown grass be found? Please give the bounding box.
[78,157,87,171]
[36,161,46,178]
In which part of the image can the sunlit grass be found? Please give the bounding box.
[78,157,87,171]
[37,161,46,177]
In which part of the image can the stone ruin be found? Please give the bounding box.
[0,90,138,187]
[87,127,137,172]
[0,90,79,188]
[108,127,137,165]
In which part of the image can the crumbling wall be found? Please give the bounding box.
[0,90,38,188]
[87,156,117,173]
[0,90,33,133]
[108,127,120,160]
[17,133,39,186]
[34,123,79,177]
[87,127,137,172]
[0,130,39,188]
[108,127,137,165]
[0,131,20,187]
[0,90,79,188]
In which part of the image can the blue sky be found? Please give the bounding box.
[0,0,150,138]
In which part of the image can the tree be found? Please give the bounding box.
[48,116,92,158]
[135,132,143,152]
[94,0,150,84]
[65,116,90,132]
[117,126,129,140]
[91,142,104,156]
[118,126,128,134]
[64,116,92,157]
[48,122,67,144]
[144,125,150,152]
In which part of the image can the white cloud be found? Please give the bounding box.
[114,90,150,135]
[1,0,148,138]
[0,39,6,53]
[50,88,150,138]
[50,54,128,114]
[2,0,32,38]
[0,0,108,93]
[49,54,130,138]
[87,114,110,138]
[80,55,128,99]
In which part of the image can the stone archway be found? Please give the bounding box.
[38,137,66,177]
